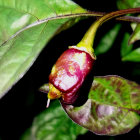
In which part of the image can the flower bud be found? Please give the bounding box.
[47,46,95,107]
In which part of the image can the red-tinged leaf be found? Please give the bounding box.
[61,75,140,135]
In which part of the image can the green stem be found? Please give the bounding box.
[77,7,140,56]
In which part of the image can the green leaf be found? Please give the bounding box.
[95,24,121,55]
[121,32,133,57]
[0,0,86,98]
[117,0,140,45]
[62,75,140,135]
[117,0,140,9]
[21,100,87,140]
[20,128,32,140]
[129,23,140,44]
[122,47,140,62]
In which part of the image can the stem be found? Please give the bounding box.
[77,8,140,54]
[89,11,140,23]
[117,16,140,23]
[1,8,140,47]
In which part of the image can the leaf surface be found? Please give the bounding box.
[129,23,140,44]
[62,75,140,135]
[0,0,86,98]
[95,24,121,55]
[117,0,140,44]
[120,32,133,57]
[21,101,87,140]
[117,0,140,9]
[122,48,140,62]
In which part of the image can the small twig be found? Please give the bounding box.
[117,15,140,23]
[88,11,140,23]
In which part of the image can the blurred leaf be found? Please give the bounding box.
[21,101,87,140]
[132,64,140,76]
[129,23,140,44]
[62,75,140,135]
[39,83,49,93]
[20,128,32,140]
[0,0,86,98]
[95,24,121,55]
[122,47,140,62]
[121,32,133,57]
[117,0,140,9]
[117,0,140,45]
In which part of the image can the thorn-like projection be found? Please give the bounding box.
[46,98,50,108]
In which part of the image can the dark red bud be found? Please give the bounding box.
[48,46,95,105]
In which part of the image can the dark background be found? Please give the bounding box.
[0,0,139,139]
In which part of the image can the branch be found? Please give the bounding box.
[87,11,140,23]
[1,9,140,46]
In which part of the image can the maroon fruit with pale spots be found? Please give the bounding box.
[47,46,95,107]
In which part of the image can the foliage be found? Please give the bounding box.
[0,0,139,140]
[0,0,86,98]
[62,76,140,135]
[21,100,87,140]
